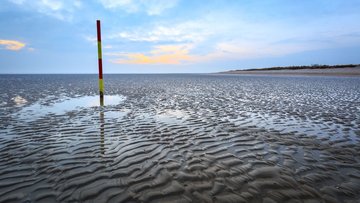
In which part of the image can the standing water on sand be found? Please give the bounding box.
[0,74,360,202]
[15,95,125,121]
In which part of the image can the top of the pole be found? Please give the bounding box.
[96,20,101,42]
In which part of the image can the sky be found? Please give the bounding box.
[0,0,360,73]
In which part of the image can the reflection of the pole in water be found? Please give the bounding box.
[100,110,105,155]
[100,95,104,107]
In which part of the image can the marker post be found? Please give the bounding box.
[97,20,104,106]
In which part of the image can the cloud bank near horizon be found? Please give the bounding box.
[1,0,360,73]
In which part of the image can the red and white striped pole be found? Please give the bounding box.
[96,20,104,106]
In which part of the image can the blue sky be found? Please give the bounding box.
[0,0,360,73]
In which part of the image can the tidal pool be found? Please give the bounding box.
[15,95,126,121]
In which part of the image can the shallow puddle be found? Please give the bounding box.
[15,95,126,121]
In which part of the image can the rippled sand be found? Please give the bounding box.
[0,74,360,202]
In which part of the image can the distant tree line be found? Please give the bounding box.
[238,64,360,71]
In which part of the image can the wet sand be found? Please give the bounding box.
[220,67,360,77]
[0,74,360,202]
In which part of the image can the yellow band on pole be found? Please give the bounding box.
[97,41,102,59]
[99,79,104,94]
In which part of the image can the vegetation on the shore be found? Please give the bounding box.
[234,64,360,71]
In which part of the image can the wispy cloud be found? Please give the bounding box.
[99,0,179,15]
[8,0,82,21]
[109,21,210,43]
[108,44,194,64]
[192,41,321,63]
[0,39,26,51]
[103,20,333,65]
[84,35,97,44]
[103,45,113,49]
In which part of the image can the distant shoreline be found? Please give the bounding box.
[219,64,360,77]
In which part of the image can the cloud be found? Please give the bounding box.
[108,44,194,64]
[103,45,113,49]
[98,0,137,10]
[187,39,333,63]
[0,40,26,51]
[109,20,211,43]
[105,20,333,65]
[8,0,82,21]
[84,35,97,43]
[142,0,179,15]
[104,8,360,67]
[99,0,179,15]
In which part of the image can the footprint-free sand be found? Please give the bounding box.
[0,74,359,202]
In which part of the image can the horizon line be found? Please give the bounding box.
[0,72,210,75]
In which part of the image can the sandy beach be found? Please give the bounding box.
[0,74,359,202]
[220,67,360,77]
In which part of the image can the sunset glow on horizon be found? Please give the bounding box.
[1,0,360,73]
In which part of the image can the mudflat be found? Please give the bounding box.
[0,74,359,202]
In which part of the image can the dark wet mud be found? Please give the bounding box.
[0,74,359,203]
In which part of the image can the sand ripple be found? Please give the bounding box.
[0,74,360,202]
